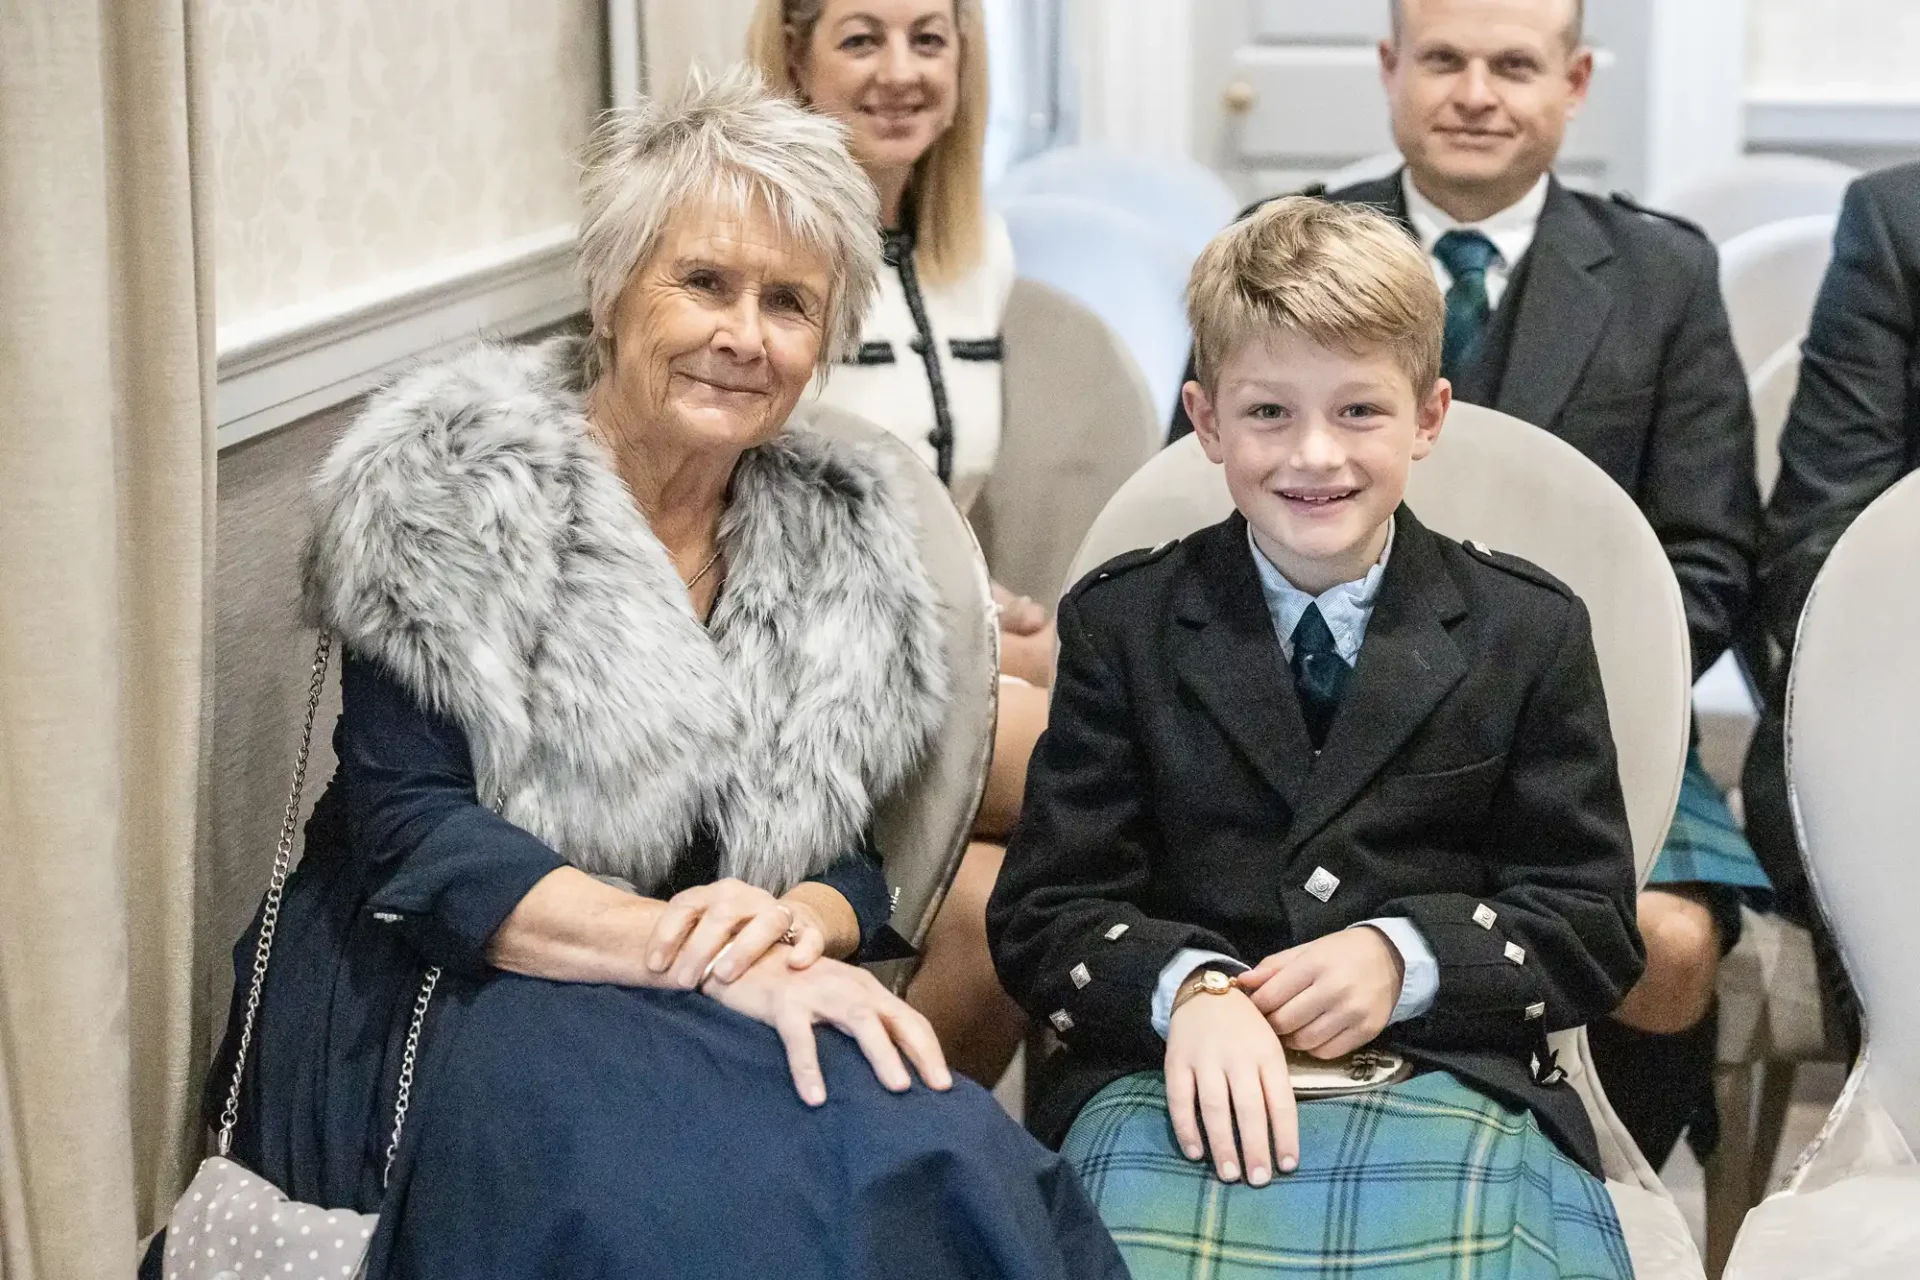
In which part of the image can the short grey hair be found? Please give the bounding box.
[1389,0,1584,51]
[575,66,881,385]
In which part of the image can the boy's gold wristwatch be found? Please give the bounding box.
[1171,967,1237,1016]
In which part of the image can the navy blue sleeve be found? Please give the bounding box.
[340,652,568,974]
[803,836,892,962]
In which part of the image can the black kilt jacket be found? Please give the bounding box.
[986,508,1646,1175]
[1171,172,1760,679]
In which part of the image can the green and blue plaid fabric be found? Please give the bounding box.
[1063,1071,1632,1280]
[1645,746,1773,898]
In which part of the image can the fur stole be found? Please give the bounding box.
[303,336,949,894]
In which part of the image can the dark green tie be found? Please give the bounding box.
[1290,603,1351,751]
[1434,229,1499,382]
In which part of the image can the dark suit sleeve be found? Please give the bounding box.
[987,590,1240,1063]
[1375,596,1644,1049]
[344,654,568,974]
[1760,177,1918,651]
[1639,239,1762,676]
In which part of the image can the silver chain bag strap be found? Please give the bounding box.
[162,634,441,1280]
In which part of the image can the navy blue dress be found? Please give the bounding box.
[190,655,1125,1279]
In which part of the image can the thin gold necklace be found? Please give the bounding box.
[683,546,723,592]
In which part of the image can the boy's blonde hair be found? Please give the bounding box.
[1187,197,1445,398]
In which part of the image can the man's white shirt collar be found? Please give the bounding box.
[1401,171,1550,300]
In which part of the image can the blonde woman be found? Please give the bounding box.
[750,0,1042,1084]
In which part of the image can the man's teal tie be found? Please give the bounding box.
[1290,603,1351,751]
[1433,229,1500,382]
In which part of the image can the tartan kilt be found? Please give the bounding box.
[1645,746,1773,898]
[1062,1071,1634,1280]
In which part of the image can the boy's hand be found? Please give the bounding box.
[1239,928,1405,1058]
[1164,984,1299,1185]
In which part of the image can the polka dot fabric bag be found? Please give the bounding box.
[161,638,439,1280]
[162,1166,376,1280]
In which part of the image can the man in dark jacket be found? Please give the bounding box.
[1170,0,1762,1164]
[1741,162,1920,1047]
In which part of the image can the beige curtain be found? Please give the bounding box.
[0,0,213,1273]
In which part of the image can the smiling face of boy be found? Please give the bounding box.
[1184,331,1450,596]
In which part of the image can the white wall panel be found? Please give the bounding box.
[1749,0,1920,98]
[208,0,603,328]
[642,0,756,90]
[1250,0,1384,43]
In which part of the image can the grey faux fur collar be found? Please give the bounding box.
[303,336,948,894]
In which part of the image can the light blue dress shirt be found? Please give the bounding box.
[1150,520,1440,1037]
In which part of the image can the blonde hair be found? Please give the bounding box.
[746,0,988,285]
[574,66,880,385]
[1187,197,1445,396]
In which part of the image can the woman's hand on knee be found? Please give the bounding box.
[646,879,824,989]
[1164,987,1299,1186]
[710,956,954,1106]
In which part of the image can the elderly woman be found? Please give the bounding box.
[748,0,1041,1087]
[186,72,1124,1279]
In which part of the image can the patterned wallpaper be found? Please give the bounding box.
[1749,0,1920,97]
[209,0,603,327]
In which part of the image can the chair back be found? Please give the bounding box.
[993,145,1240,264]
[1785,471,1920,1145]
[1720,214,1838,376]
[798,405,1000,987]
[974,280,1158,601]
[1322,150,1405,193]
[997,193,1194,425]
[1652,153,1858,245]
[1067,402,1690,877]
[1750,342,1805,500]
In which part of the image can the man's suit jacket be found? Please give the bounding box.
[986,508,1646,1175]
[1743,161,1920,921]
[1169,172,1760,677]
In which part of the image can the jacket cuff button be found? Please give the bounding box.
[1473,904,1498,929]
[1524,1001,1546,1020]
[1104,923,1130,942]
[1070,963,1092,989]
[1503,941,1526,965]
[1049,1009,1075,1033]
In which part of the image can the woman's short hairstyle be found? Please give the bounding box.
[746,0,989,286]
[1187,197,1445,396]
[575,66,881,384]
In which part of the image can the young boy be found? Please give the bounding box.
[986,199,1645,1279]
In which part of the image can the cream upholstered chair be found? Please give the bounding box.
[1653,154,1858,246]
[1064,403,1705,1280]
[971,279,1160,603]
[799,404,1001,991]
[997,193,1195,428]
[1750,343,1804,501]
[1720,472,1920,1279]
[1720,216,1838,378]
[992,146,1240,264]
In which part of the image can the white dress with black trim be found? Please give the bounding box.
[810,212,1015,515]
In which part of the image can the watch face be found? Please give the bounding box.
[1202,970,1233,994]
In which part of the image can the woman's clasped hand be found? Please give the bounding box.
[646,877,827,985]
